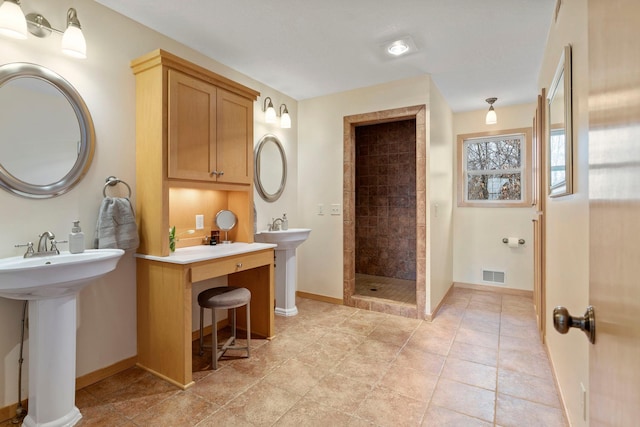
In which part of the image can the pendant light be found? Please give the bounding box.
[485,97,498,125]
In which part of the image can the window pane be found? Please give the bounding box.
[466,138,522,172]
[467,173,522,201]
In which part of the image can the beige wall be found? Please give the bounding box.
[0,0,295,407]
[452,103,537,291]
[297,75,454,316]
[538,0,590,425]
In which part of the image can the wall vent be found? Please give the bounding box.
[482,269,505,284]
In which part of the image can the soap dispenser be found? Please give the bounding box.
[282,213,288,230]
[69,220,85,254]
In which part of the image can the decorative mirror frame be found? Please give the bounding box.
[547,45,573,197]
[254,134,287,202]
[0,62,95,198]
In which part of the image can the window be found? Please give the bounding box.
[457,128,532,207]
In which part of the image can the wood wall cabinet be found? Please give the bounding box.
[131,49,259,256]
[168,70,253,184]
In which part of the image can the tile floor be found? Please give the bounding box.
[355,273,416,305]
[2,288,567,426]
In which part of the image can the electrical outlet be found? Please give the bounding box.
[195,214,204,230]
[331,204,341,215]
[317,204,324,215]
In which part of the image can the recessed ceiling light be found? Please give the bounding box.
[383,36,416,58]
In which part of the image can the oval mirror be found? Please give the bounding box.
[215,209,237,244]
[254,134,287,202]
[0,63,95,198]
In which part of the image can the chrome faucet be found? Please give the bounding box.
[37,231,56,253]
[270,218,283,231]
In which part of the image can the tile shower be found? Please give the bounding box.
[355,119,417,304]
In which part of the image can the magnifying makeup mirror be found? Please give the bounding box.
[215,209,237,244]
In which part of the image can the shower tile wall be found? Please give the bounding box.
[355,119,416,280]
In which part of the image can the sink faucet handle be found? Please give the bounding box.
[50,240,67,254]
[15,242,35,258]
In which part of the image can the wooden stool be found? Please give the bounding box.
[198,286,251,369]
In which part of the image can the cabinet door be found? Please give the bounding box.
[168,70,217,181]
[216,89,252,184]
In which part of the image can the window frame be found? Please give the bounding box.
[457,127,532,208]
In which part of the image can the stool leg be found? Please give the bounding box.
[199,306,204,356]
[231,307,237,346]
[212,308,218,370]
[246,300,251,358]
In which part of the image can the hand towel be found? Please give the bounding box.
[94,197,140,250]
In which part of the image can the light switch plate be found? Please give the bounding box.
[330,204,341,215]
[317,204,324,215]
[195,214,204,230]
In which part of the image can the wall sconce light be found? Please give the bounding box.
[263,96,277,124]
[0,1,87,58]
[485,97,498,125]
[279,104,291,129]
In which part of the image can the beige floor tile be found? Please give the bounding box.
[356,385,428,427]
[378,364,438,402]
[441,357,497,391]
[275,397,353,426]
[393,346,446,376]
[499,334,547,357]
[335,354,392,386]
[498,348,553,380]
[191,365,258,406]
[353,337,403,362]
[132,390,218,426]
[422,405,493,427]
[430,378,496,422]
[448,340,498,367]
[225,381,300,426]
[496,394,568,427]
[304,373,373,414]
[262,358,325,396]
[497,369,562,408]
[197,407,255,426]
[454,327,500,349]
[102,374,179,419]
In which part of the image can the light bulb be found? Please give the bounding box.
[0,0,27,40]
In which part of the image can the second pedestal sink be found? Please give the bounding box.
[254,228,310,316]
[0,249,124,427]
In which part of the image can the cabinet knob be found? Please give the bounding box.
[218,171,224,176]
[210,170,218,176]
[236,262,243,268]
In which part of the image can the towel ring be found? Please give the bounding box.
[103,176,132,198]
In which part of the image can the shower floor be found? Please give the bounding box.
[355,273,416,304]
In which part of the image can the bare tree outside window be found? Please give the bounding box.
[457,129,531,208]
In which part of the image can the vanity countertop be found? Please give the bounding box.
[135,242,277,265]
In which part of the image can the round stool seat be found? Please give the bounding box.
[198,287,251,310]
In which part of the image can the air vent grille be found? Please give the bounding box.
[482,269,505,284]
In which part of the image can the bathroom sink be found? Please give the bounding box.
[254,228,311,250]
[0,249,124,300]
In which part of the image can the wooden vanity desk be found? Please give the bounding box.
[135,243,275,389]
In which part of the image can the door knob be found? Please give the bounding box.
[553,306,596,344]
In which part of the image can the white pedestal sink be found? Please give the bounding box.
[254,228,311,316]
[0,249,124,427]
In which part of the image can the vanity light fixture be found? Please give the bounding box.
[485,97,498,125]
[263,96,277,124]
[0,0,87,58]
[0,0,27,39]
[279,104,291,129]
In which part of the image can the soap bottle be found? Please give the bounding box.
[282,213,288,230]
[69,220,85,254]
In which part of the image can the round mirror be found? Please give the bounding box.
[215,209,237,244]
[254,134,287,202]
[0,63,95,198]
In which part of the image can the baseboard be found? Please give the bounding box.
[544,341,572,425]
[454,282,533,298]
[425,282,455,321]
[296,291,343,305]
[1,356,138,423]
[76,356,138,390]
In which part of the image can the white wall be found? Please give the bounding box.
[0,0,295,408]
[427,81,454,311]
[452,103,537,291]
[538,0,590,425]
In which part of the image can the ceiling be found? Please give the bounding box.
[96,0,556,113]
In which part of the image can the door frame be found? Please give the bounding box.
[343,105,427,318]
